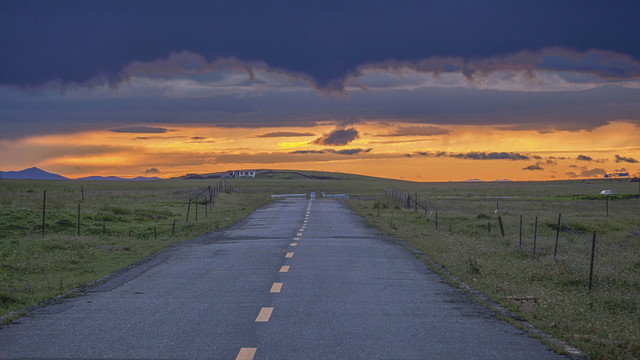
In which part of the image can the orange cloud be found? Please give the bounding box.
[2,121,639,181]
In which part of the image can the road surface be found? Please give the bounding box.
[0,199,568,359]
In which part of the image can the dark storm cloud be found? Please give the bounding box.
[110,126,170,134]
[576,154,594,161]
[290,148,372,155]
[566,167,607,178]
[289,150,325,155]
[313,128,359,146]
[3,81,640,141]
[333,148,372,155]
[2,1,640,89]
[455,152,530,161]
[2,1,640,143]
[377,126,450,137]
[615,154,639,163]
[408,151,530,161]
[523,164,544,171]
[371,139,432,145]
[255,132,316,138]
[144,168,160,174]
[134,135,185,141]
[355,48,640,87]
[186,137,216,144]
[581,168,607,177]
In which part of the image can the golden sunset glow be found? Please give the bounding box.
[2,120,638,182]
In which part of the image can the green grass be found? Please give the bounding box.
[0,179,270,318]
[2,173,639,359]
[348,179,640,360]
[0,172,393,319]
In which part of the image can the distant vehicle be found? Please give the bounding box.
[599,190,615,195]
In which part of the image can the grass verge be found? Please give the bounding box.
[348,191,640,360]
[0,179,270,318]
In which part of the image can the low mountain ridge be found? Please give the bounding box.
[1,167,159,181]
[0,167,68,180]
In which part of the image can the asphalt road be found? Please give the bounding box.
[0,199,568,359]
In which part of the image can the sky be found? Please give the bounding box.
[1,0,640,181]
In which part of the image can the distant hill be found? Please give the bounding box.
[464,178,513,182]
[0,167,68,180]
[0,167,160,181]
[75,176,161,181]
[178,169,384,181]
[256,170,347,180]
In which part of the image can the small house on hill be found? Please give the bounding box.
[229,170,256,178]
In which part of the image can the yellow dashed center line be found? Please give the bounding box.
[270,282,283,293]
[236,347,257,360]
[240,203,312,357]
[256,307,273,322]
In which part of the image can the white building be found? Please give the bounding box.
[230,170,256,178]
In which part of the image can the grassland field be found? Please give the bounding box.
[1,171,638,359]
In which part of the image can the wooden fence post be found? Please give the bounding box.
[589,231,597,291]
[498,216,505,237]
[172,219,176,235]
[209,186,213,210]
[77,203,81,236]
[42,190,46,236]
[519,215,523,250]
[554,213,561,260]
[185,198,192,223]
[533,216,538,259]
